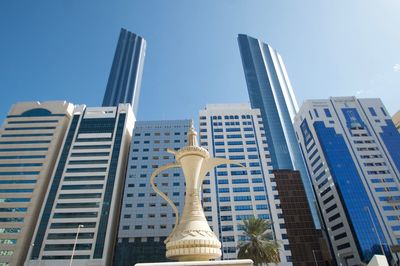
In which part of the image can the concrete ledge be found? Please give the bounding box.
[135,259,253,266]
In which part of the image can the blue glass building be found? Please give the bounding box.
[102,28,146,117]
[294,97,400,265]
[237,34,320,228]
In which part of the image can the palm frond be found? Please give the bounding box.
[237,216,280,264]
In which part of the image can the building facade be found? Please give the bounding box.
[114,120,190,265]
[273,170,332,266]
[294,97,400,265]
[199,104,292,264]
[102,28,146,117]
[27,104,134,265]
[237,34,320,229]
[0,101,73,266]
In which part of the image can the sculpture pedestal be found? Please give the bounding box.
[135,259,253,266]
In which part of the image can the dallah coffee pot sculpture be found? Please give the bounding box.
[150,123,243,261]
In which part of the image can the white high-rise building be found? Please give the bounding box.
[0,101,73,266]
[294,97,400,265]
[199,104,292,264]
[115,120,191,265]
[27,104,134,265]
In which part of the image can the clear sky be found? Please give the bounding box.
[0,0,399,123]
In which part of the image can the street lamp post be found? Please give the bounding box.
[312,250,318,266]
[70,224,84,266]
[364,206,385,256]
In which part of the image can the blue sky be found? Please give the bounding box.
[0,0,399,123]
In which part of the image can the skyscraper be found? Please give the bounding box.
[114,120,191,265]
[237,34,320,229]
[199,104,292,263]
[294,97,400,265]
[27,104,134,265]
[273,170,332,265]
[102,28,146,117]
[0,101,73,266]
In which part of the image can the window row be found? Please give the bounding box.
[124,213,174,219]
[126,182,182,188]
[133,140,184,144]
[126,192,180,197]
[123,224,169,230]
[126,202,179,208]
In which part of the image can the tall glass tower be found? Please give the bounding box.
[237,34,320,228]
[102,28,146,117]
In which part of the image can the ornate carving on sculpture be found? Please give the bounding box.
[181,230,216,237]
[150,122,244,261]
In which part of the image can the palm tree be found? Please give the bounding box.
[237,216,280,265]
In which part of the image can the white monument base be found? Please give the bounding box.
[135,259,253,266]
[367,255,389,266]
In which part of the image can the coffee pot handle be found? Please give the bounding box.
[150,162,181,229]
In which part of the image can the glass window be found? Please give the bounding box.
[0,217,24,222]
[0,189,33,193]
[218,179,228,184]
[228,148,244,153]
[220,206,231,211]
[368,107,377,116]
[257,214,269,219]
[221,225,233,231]
[233,187,250,192]
[232,179,248,184]
[0,208,27,212]
[0,147,48,152]
[219,197,230,202]
[53,212,98,219]
[0,180,36,184]
[235,205,252,211]
[324,108,332,117]
[61,184,103,190]
[221,216,232,221]
[229,155,245,160]
[234,196,251,201]
[227,141,243,145]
